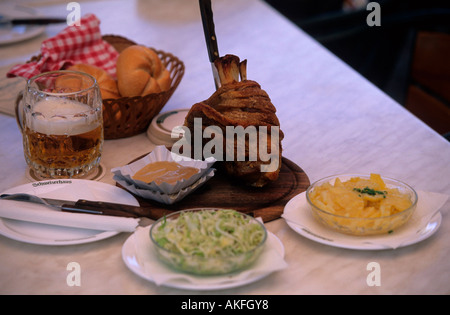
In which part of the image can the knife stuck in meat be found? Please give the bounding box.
[198,0,221,90]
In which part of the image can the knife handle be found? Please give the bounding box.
[71,200,173,220]
[73,200,146,217]
[199,0,219,62]
[11,18,67,25]
[61,203,138,218]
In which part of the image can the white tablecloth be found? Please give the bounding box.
[0,0,449,295]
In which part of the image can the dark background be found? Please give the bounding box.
[263,0,450,140]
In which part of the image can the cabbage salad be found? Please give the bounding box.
[153,209,266,258]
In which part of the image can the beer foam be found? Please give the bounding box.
[30,98,100,136]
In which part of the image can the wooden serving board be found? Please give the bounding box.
[118,156,310,223]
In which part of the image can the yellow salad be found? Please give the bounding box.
[306,174,417,235]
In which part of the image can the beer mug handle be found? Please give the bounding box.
[14,91,24,132]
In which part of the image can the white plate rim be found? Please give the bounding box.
[0,219,119,246]
[0,179,139,245]
[0,5,46,45]
[283,192,442,250]
[121,229,285,291]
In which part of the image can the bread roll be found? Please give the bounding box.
[116,45,171,97]
[67,64,120,99]
[53,73,91,93]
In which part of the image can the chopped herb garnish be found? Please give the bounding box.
[353,187,387,197]
[160,215,167,228]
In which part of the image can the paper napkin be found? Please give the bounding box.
[0,199,139,232]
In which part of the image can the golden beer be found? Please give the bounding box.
[24,127,102,178]
[17,71,103,179]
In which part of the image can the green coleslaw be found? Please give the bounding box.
[150,209,267,275]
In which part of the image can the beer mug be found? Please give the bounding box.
[15,70,103,179]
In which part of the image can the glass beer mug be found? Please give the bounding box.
[15,70,104,179]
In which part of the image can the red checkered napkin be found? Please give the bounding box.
[7,14,119,79]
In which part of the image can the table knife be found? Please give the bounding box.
[0,17,67,26]
[198,0,221,90]
[0,193,172,219]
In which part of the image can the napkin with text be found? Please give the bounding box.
[7,13,119,79]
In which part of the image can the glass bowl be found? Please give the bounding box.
[149,208,267,275]
[305,174,418,236]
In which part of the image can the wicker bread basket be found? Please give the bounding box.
[27,35,185,140]
[101,35,185,139]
